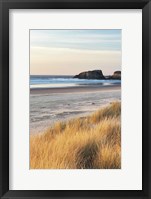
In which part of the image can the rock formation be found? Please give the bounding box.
[73,70,105,80]
[110,71,121,80]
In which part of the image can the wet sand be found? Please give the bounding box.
[30,84,121,94]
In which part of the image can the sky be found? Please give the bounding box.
[30,30,121,75]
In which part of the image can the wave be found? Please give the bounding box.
[30,76,121,88]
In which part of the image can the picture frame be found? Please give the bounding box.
[0,0,150,198]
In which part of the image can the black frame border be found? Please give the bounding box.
[0,0,151,198]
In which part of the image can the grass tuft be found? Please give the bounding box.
[30,101,121,169]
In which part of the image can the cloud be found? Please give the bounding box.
[30,29,121,51]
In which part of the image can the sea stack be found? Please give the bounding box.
[73,70,105,80]
[111,71,121,80]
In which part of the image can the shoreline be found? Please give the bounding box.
[30,84,121,94]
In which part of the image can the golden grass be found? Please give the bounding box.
[30,101,121,169]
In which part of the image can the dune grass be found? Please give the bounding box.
[30,101,121,169]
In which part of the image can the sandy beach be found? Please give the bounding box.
[30,85,121,134]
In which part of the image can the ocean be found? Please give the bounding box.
[30,75,121,89]
[30,75,121,134]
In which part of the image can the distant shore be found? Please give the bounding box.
[30,84,121,94]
